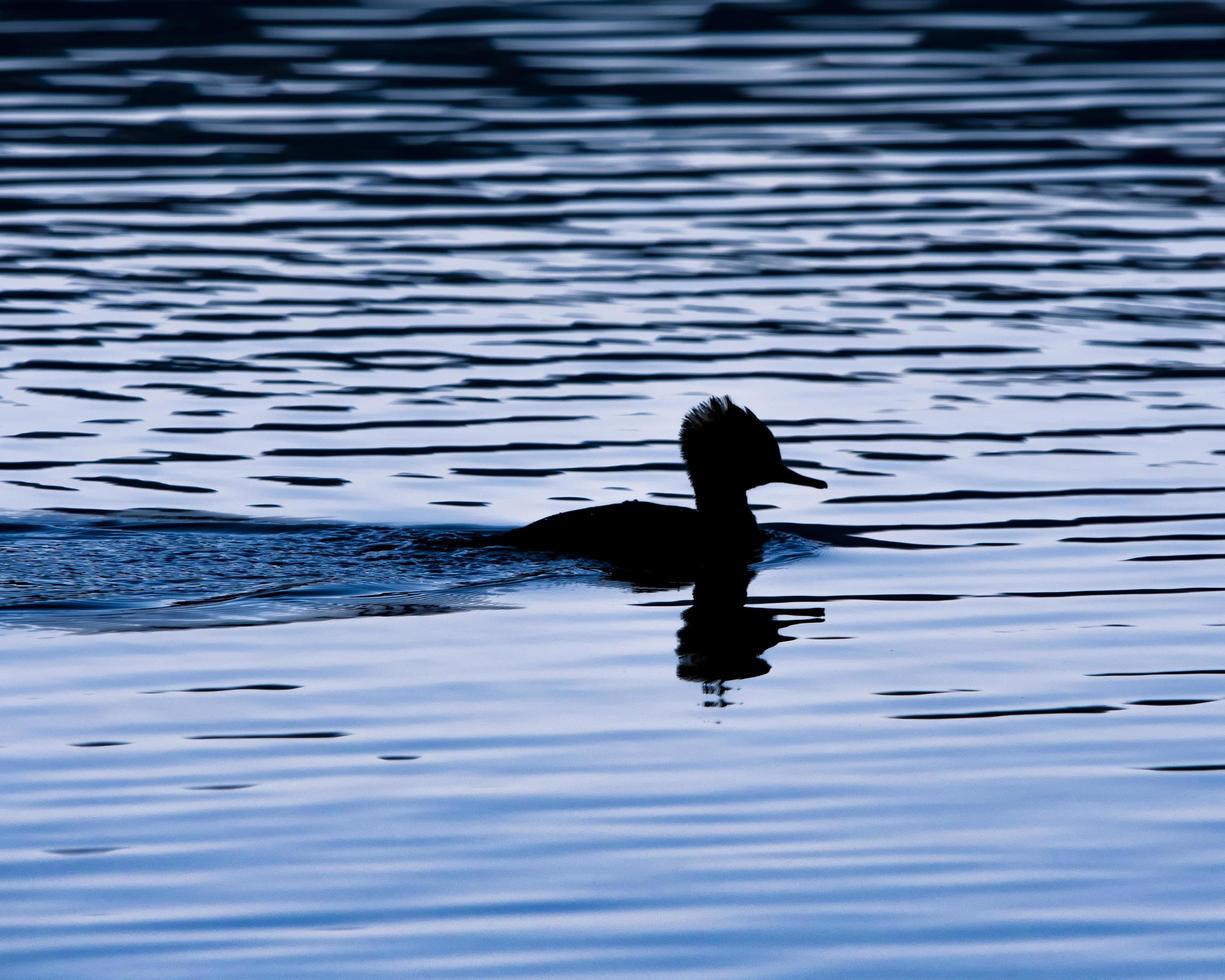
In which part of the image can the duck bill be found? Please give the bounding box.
[774,465,828,490]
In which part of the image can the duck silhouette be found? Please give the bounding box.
[501,396,828,572]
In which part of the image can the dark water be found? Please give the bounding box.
[3,0,1225,975]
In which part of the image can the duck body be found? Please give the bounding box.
[499,396,827,574]
[501,498,763,573]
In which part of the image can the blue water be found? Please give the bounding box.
[3,0,1225,975]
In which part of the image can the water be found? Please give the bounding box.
[3,0,1225,974]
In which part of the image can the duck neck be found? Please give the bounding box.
[691,480,758,543]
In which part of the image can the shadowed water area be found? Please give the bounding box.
[3,0,1225,975]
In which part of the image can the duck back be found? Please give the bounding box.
[501,500,762,572]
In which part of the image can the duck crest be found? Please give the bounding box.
[681,396,762,458]
[679,395,779,492]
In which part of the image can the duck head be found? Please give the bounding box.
[679,396,828,497]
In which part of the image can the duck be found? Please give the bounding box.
[500,396,827,572]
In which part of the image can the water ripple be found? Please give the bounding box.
[3,0,1225,975]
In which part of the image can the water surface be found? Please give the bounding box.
[3,0,1225,975]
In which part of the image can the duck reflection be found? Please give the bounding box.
[674,560,824,704]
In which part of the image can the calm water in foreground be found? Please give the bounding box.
[3,0,1225,975]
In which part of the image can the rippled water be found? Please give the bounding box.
[4,0,1225,975]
